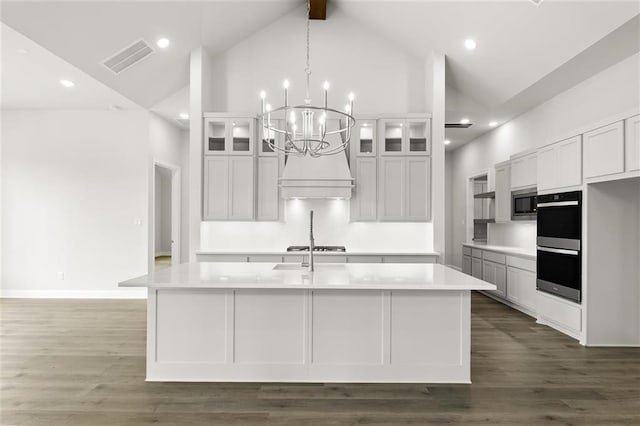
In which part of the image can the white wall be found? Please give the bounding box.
[201,199,433,253]
[210,6,425,114]
[154,167,172,256]
[1,110,149,297]
[149,113,186,265]
[447,53,640,267]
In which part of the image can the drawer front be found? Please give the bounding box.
[204,254,249,262]
[347,255,383,263]
[462,246,472,256]
[507,255,536,272]
[382,255,436,263]
[315,255,347,263]
[471,248,483,259]
[248,255,283,263]
[283,255,305,263]
[483,251,506,264]
[537,292,581,334]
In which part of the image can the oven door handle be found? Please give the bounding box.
[537,201,579,208]
[537,246,579,256]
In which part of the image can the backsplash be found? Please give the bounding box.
[487,222,537,250]
[200,199,433,252]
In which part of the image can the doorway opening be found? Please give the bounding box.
[152,162,181,273]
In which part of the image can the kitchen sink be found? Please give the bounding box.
[272,264,346,271]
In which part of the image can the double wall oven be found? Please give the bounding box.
[536,191,582,303]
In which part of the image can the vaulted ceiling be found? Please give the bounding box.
[2,1,638,147]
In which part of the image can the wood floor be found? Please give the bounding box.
[1,293,638,425]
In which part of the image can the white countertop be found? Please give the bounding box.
[196,250,440,256]
[120,262,495,291]
[463,242,536,259]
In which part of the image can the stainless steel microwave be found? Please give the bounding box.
[511,188,537,220]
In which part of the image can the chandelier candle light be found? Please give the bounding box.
[259,1,355,157]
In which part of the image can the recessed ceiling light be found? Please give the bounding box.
[460,118,470,125]
[489,121,498,127]
[16,48,29,54]
[178,112,189,120]
[464,39,477,50]
[444,139,451,145]
[156,38,170,49]
[59,79,75,88]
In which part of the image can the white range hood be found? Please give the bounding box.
[279,151,354,199]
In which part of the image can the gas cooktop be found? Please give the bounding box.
[286,246,346,252]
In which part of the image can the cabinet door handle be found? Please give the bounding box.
[537,246,579,256]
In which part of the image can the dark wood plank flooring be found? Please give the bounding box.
[1,292,638,425]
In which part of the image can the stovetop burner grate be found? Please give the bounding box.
[287,246,346,252]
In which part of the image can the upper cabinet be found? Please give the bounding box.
[204,156,255,220]
[625,114,640,172]
[583,121,624,179]
[204,117,255,155]
[353,120,376,156]
[537,136,582,193]
[378,118,430,156]
[378,156,430,221]
[510,151,537,190]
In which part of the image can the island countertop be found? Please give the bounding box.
[119,262,496,291]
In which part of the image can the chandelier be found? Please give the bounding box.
[259,0,355,157]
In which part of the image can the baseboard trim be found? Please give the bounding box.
[0,289,147,299]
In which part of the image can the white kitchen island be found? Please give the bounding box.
[120,262,495,383]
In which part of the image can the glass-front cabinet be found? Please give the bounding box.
[258,119,282,156]
[352,120,376,156]
[204,118,255,155]
[378,118,430,155]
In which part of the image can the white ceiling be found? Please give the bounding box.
[150,86,190,129]
[1,1,638,147]
[0,23,139,110]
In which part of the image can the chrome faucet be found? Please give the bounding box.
[308,210,315,272]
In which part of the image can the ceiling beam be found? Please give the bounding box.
[309,0,326,20]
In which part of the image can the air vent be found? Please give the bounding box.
[445,123,473,129]
[102,39,154,74]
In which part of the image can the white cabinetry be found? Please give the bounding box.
[510,152,537,189]
[378,119,430,155]
[257,157,279,220]
[378,157,430,221]
[506,266,536,312]
[625,114,640,172]
[583,121,624,179]
[350,120,377,221]
[494,161,511,222]
[482,260,507,298]
[204,156,255,220]
[204,118,255,155]
[462,255,472,275]
[471,257,482,279]
[351,157,377,221]
[537,136,582,192]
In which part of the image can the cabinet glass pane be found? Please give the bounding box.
[359,125,373,153]
[409,122,427,152]
[232,121,251,152]
[384,122,403,152]
[208,121,226,152]
[262,127,275,153]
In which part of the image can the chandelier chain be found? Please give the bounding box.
[305,0,311,101]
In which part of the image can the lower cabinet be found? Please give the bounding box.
[462,255,472,275]
[471,257,482,279]
[506,266,537,312]
[482,260,506,298]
